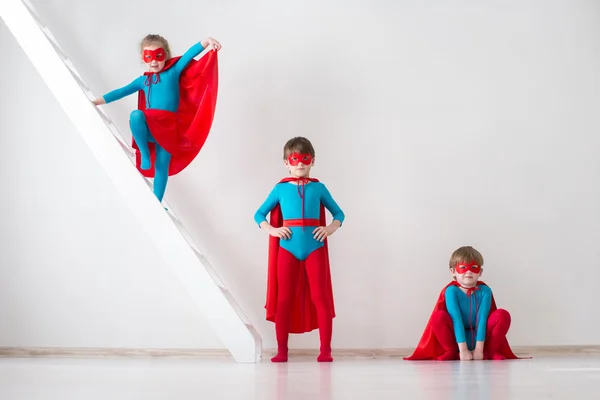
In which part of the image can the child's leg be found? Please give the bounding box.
[430,310,460,360]
[305,247,333,362]
[153,144,172,203]
[272,248,301,362]
[129,110,151,170]
[485,309,511,360]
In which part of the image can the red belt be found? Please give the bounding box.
[283,218,320,227]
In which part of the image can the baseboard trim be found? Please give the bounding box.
[0,345,598,360]
[0,347,233,359]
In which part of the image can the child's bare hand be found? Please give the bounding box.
[92,98,105,106]
[459,350,473,361]
[269,226,291,240]
[202,37,222,51]
[472,348,484,360]
[312,225,337,242]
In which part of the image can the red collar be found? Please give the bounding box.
[458,284,479,296]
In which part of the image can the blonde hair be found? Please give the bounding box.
[140,34,172,60]
[449,246,484,269]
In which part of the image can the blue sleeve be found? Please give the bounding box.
[320,184,345,225]
[254,185,279,226]
[476,286,492,342]
[102,76,145,103]
[445,286,466,344]
[173,42,205,76]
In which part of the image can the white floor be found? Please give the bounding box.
[0,355,599,399]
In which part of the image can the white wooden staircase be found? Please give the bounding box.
[0,0,262,363]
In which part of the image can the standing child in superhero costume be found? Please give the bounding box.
[254,137,345,363]
[405,246,521,361]
[92,34,221,203]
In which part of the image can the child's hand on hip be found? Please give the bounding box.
[313,225,337,242]
[269,226,291,240]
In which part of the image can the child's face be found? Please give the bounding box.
[142,45,166,73]
[284,152,314,178]
[450,261,483,288]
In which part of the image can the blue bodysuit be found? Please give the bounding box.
[445,285,492,350]
[103,42,204,110]
[101,42,205,202]
[254,181,345,260]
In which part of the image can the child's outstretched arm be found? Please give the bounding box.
[173,37,222,76]
[92,76,145,106]
[314,185,344,242]
[254,185,291,240]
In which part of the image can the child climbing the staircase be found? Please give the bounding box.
[92,34,221,204]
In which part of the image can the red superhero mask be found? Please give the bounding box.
[455,261,482,274]
[287,153,313,166]
[143,48,166,63]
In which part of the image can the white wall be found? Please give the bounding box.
[2,0,600,350]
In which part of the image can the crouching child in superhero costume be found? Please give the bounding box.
[405,246,522,361]
[92,34,221,204]
[254,137,345,363]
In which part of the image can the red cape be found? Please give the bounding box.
[404,281,520,360]
[134,50,219,177]
[264,178,336,333]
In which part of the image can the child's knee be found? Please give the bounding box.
[487,309,511,333]
[129,110,145,125]
[493,308,511,323]
[310,295,332,319]
[309,292,328,309]
[276,294,294,310]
